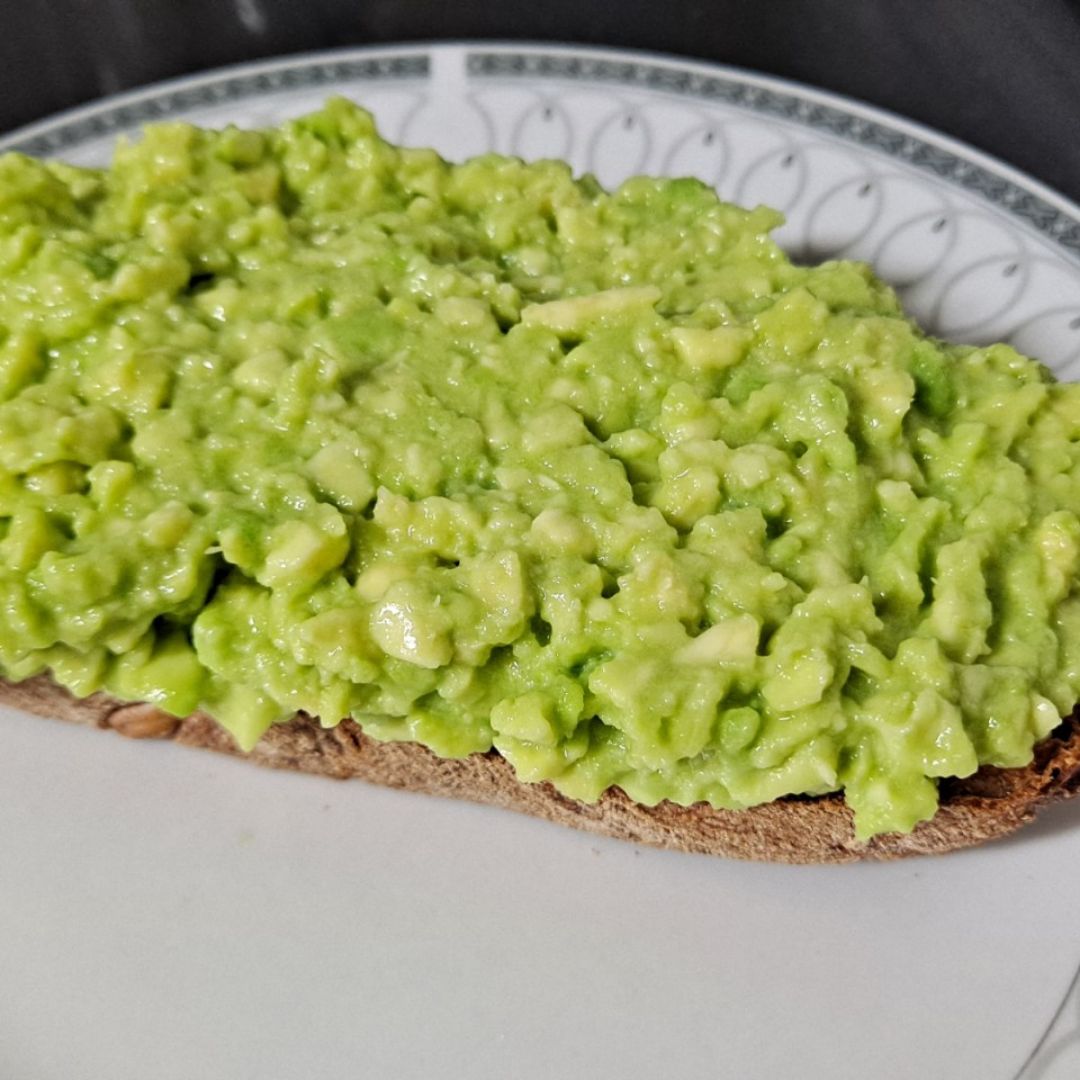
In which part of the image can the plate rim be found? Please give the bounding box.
[3,38,1080,1080]
[1,39,1078,268]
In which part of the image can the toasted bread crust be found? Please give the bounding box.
[4,673,1080,862]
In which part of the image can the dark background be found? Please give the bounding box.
[2,0,1079,205]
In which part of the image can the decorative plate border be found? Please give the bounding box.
[0,52,428,159]
[468,50,1080,260]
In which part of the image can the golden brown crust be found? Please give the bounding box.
[4,673,1080,863]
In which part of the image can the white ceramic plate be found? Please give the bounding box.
[2,43,1080,1080]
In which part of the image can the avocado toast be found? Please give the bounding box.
[3,100,1080,859]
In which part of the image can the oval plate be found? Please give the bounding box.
[2,43,1080,1080]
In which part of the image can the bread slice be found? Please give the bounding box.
[4,673,1080,863]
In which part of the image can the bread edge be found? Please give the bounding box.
[5,673,1080,863]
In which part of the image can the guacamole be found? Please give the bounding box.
[2,99,1079,839]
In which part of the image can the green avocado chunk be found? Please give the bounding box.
[1,98,1078,839]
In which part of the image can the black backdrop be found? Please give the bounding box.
[2,0,1079,205]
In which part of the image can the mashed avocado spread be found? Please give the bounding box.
[2,98,1079,838]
